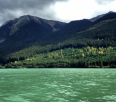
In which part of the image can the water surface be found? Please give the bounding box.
[0,69,116,102]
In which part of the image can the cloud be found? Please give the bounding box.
[95,0,115,5]
[54,0,116,22]
[0,0,116,26]
[0,0,68,10]
[0,0,69,25]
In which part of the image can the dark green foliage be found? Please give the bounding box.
[5,63,13,68]
[3,46,116,68]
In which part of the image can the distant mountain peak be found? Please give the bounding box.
[0,15,66,43]
[90,11,116,22]
[19,15,41,22]
[108,11,115,14]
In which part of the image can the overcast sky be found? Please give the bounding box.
[0,0,116,26]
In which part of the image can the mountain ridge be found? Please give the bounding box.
[0,11,116,59]
[89,11,116,22]
[0,15,66,44]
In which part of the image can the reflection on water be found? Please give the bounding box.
[0,69,116,102]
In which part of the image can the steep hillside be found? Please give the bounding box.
[0,20,13,39]
[90,14,104,22]
[61,18,116,48]
[0,18,92,58]
[39,19,92,45]
[0,15,66,57]
[39,11,116,46]
[0,15,66,43]
[89,11,115,22]
[94,12,116,24]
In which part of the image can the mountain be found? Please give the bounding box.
[36,11,116,46]
[0,11,116,68]
[0,15,66,43]
[0,16,92,57]
[93,11,116,23]
[0,15,67,56]
[39,19,92,45]
[0,11,116,63]
[3,16,116,68]
[61,18,116,48]
[90,14,104,22]
[90,11,116,22]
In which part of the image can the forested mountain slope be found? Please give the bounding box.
[89,11,115,22]
[2,16,116,64]
[0,11,116,67]
[61,18,116,48]
[93,12,116,24]
[39,19,92,45]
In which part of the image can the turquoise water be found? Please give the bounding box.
[0,69,116,102]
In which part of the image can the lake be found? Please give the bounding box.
[0,69,116,102]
